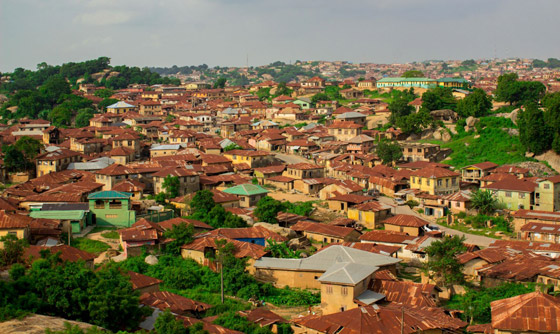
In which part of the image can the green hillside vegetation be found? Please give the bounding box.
[427,116,531,168]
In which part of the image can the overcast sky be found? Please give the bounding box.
[1,0,559,72]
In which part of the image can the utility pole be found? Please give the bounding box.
[220,260,224,304]
[401,306,404,334]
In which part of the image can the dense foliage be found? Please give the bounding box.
[423,235,467,288]
[421,87,457,111]
[494,73,546,105]
[456,88,492,118]
[1,136,43,172]
[376,140,403,165]
[470,189,498,215]
[117,254,320,307]
[0,253,144,331]
[254,196,314,224]
[188,190,247,228]
[446,282,535,324]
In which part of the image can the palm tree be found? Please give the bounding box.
[471,189,498,215]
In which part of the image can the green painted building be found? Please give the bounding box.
[30,210,88,234]
[88,191,136,227]
[222,184,269,208]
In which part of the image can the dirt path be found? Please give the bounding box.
[266,304,322,320]
[268,191,319,203]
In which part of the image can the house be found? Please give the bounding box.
[24,245,96,268]
[118,218,166,257]
[347,201,392,229]
[112,179,146,200]
[382,214,430,237]
[238,308,288,333]
[223,150,274,168]
[372,279,440,308]
[88,190,136,227]
[199,226,286,246]
[150,144,184,158]
[520,222,560,243]
[484,292,560,334]
[0,211,31,240]
[36,149,82,176]
[254,245,400,289]
[291,221,361,244]
[152,167,200,196]
[327,193,374,212]
[401,143,444,162]
[139,291,211,317]
[128,271,163,294]
[346,134,374,154]
[292,304,466,334]
[29,209,88,234]
[359,230,417,253]
[283,163,324,179]
[106,101,137,114]
[482,178,538,211]
[264,175,295,191]
[512,209,560,234]
[410,166,460,195]
[318,179,363,200]
[442,190,473,214]
[327,121,362,141]
[158,217,213,233]
[181,236,267,274]
[335,111,367,126]
[95,164,136,191]
[460,162,498,184]
[221,184,268,208]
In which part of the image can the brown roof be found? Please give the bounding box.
[112,179,146,192]
[291,221,358,239]
[372,280,439,308]
[465,161,499,170]
[493,165,530,174]
[140,291,211,314]
[0,211,31,229]
[293,305,466,333]
[489,239,560,253]
[328,193,373,204]
[335,242,401,256]
[96,163,136,176]
[238,308,287,327]
[152,166,198,177]
[327,120,362,129]
[128,271,162,290]
[200,226,286,242]
[482,178,537,192]
[521,222,560,235]
[24,245,96,263]
[359,230,416,244]
[181,236,267,260]
[176,315,243,334]
[352,201,391,212]
[266,175,295,183]
[36,148,81,161]
[224,149,272,157]
[158,217,213,231]
[411,166,459,178]
[513,209,560,222]
[287,163,323,170]
[253,165,286,174]
[491,292,560,332]
[382,214,430,228]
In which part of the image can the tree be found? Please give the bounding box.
[40,75,71,106]
[14,136,43,160]
[98,98,119,112]
[274,82,293,97]
[254,196,286,224]
[376,140,402,165]
[189,190,216,218]
[154,309,188,334]
[265,240,300,259]
[2,146,29,172]
[456,88,492,118]
[311,92,329,105]
[49,104,73,127]
[0,234,28,266]
[162,175,181,199]
[494,73,519,104]
[471,189,498,215]
[395,109,433,135]
[213,77,227,89]
[223,143,242,152]
[422,87,457,111]
[164,222,194,256]
[388,96,414,124]
[544,92,560,153]
[402,70,424,78]
[423,235,466,288]
[518,103,552,154]
[93,88,114,99]
[75,108,95,127]
[256,88,271,101]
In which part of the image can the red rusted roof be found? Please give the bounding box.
[127,271,162,290]
[158,217,213,231]
[291,221,357,239]
[200,226,286,242]
[491,292,560,332]
[382,214,429,228]
[238,308,287,327]
[140,291,211,314]
[0,211,31,229]
[24,245,96,263]
[359,230,416,244]
[521,222,560,235]
[411,166,459,178]
[181,236,267,260]
[372,280,439,308]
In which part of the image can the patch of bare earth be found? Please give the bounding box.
[0,314,96,334]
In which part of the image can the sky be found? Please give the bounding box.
[1,0,559,72]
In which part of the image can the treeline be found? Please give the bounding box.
[532,58,560,69]
[149,64,210,76]
[0,57,180,126]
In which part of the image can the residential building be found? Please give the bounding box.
[327,121,362,141]
[460,162,498,184]
[152,167,200,196]
[36,149,82,176]
[382,214,430,237]
[347,201,392,229]
[88,190,136,227]
[410,166,460,195]
[223,150,274,168]
[291,221,361,244]
[283,163,324,180]
[482,179,537,211]
[221,184,268,208]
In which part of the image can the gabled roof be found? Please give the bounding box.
[88,190,132,200]
[372,280,439,308]
[199,226,286,242]
[491,292,560,332]
[463,161,499,170]
[24,245,96,263]
[222,183,268,196]
[291,221,358,239]
[482,178,537,193]
[411,166,459,178]
[181,236,267,260]
[318,262,378,285]
[95,163,136,176]
[383,214,429,228]
[128,271,163,290]
[158,217,213,231]
[140,291,211,314]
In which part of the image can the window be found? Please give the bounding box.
[94,200,104,209]
[437,179,442,186]
[341,287,348,296]
[326,285,333,294]
[105,214,118,218]
[544,184,551,189]
[519,193,525,199]
[7,231,17,237]
[505,192,512,198]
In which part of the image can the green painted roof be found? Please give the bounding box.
[222,184,269,196]
[30,210,85,220]
[88,191,132,200]
[377,77,436,83]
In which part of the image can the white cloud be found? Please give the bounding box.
[73,10,134,26]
